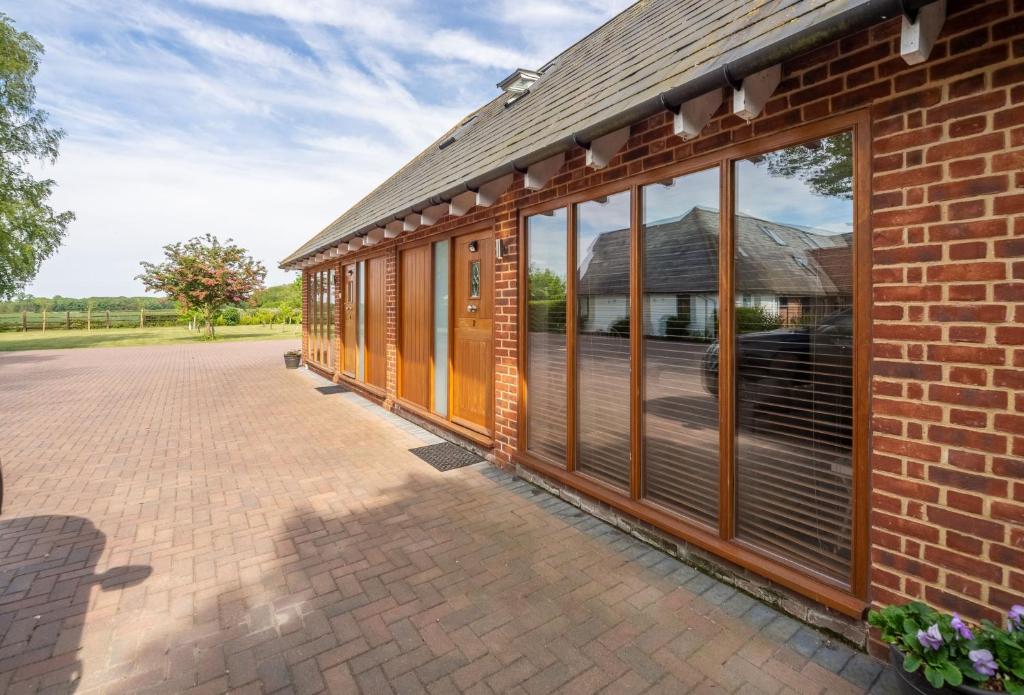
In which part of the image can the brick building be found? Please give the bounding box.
[282,0,1024,648]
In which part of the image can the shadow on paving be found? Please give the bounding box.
[0,460,898,693]
[0,516,151,693]
[52,467,889,693]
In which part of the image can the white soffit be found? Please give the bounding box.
[477,173,514,207]
[421,203,450,226]
[403,213,422,232]
[525,152,565,191]
[450,190,477,217]
[733,64,781,121]
[901,0,946,65]
[675,89,724,140]
[585,127,630,169]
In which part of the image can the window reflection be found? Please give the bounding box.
[576,191,631,489]
[731,131,854,581]
[641,168,720,525]
[433,240,449,416]
[526,209,568,464]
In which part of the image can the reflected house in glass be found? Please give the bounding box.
[577,207,853,338]
[279,0,1023,648]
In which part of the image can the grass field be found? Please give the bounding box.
[0,324,301,352]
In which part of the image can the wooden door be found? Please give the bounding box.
[342,263,357,377]
[399,245,431,408]
[365,256,387,389]
[451,230,493,434]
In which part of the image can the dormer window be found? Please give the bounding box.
[497,68,541,95]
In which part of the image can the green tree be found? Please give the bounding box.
[754,131,853,200]
[528,266,566,301]
[137,234,266,338]
[0,13,74,299]
[254,275,301,309]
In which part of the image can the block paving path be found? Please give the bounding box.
[0,341,896,693]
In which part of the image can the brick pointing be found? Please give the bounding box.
[302,0,1024,642]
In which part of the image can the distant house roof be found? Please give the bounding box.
[281,0,893,267]
[577,207,851,297]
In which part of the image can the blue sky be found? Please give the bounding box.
[11,0,632,296]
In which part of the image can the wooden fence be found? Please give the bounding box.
[0,309,180,332]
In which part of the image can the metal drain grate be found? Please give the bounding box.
[408,442,484,472]
[315,384,351,395]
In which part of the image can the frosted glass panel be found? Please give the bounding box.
[433,240,449,416]
[357,260,366,381]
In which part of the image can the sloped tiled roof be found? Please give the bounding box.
[577,207,850,297]
[282,0,877,267]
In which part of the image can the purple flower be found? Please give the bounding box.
[951,613,973,640]
[917,624,943,651]
[969,649,998,677]
[1009,605,1024,632]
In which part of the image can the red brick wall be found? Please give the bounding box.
[864,1,1024,629]
[302,0,1023,628]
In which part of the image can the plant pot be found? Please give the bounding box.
[889,647,993,695]
[284,351,301,369]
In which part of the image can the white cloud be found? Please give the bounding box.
[8,0,631,296]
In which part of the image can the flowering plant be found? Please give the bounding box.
[869,601,1024,693]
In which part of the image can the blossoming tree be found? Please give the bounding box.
[137,234,266,338]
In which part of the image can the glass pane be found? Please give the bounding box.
[321,271,326,364]
[433,240,449,416]
[315,272,322,363]
[357,260,366,381]
[327,270,334,366]
[576,190,631,489]
[734,131,855,582]
[469,260,481,299]
[526,209,568,464]
[642,168,720,525]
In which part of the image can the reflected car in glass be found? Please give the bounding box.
[701,309,853,445]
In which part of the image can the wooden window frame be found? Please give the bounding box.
[394,221,497,448]
[516,110,871,617]
[306,264,337,372]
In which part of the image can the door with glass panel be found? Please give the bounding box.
[451,230,493,434]
[397,239,451,420]
[342,263,357,377]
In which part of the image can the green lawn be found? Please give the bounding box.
[0,324,301,352]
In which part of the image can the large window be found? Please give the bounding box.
[519,119,864,604]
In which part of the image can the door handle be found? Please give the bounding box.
[467,304,478,313]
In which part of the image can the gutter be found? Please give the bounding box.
[284,0,934,268]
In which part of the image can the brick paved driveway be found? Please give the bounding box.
[0,341,895,694]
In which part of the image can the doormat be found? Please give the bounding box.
[408,442,484,472]
[315,384,351,395]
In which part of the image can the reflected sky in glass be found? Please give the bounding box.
[736,133,853,235]
[527,208,567,278]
